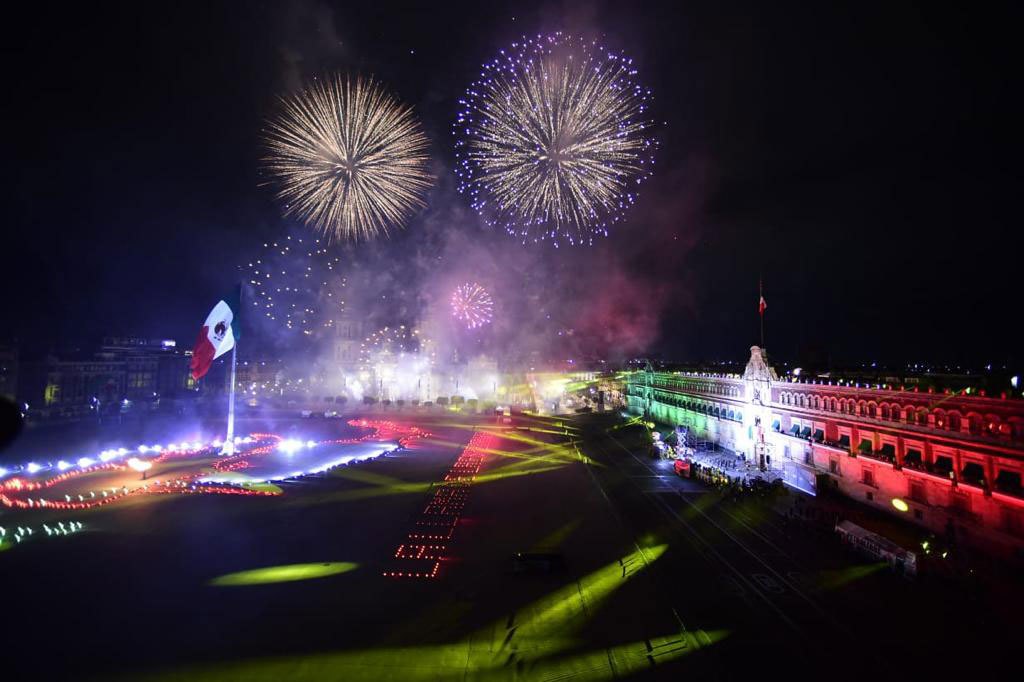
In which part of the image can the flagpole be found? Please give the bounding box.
[223,343,237,456]
[759,277,765,352]
[223,281,241,456]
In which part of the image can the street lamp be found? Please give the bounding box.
[127,457,153,480]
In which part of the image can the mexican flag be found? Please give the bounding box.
[190,287,241,381]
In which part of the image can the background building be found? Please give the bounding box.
[15,337,192,419]
[0,345,17,401]
[626,346,1024,557]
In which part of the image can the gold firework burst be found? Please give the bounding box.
[264,76,432,242]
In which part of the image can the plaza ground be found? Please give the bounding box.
[2,411,1019,680]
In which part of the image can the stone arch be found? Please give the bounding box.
[966,412,983,435]
[946,410,962,432]
[984,414,1003,436]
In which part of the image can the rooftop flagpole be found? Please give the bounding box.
[759,276,767,355]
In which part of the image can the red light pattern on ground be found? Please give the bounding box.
[1,420,429,512]
[383,429,496,580]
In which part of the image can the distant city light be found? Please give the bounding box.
[1012,376,1020,389]
[26,463,41,474]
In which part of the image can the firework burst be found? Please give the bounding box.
[455,33,656,245]
[264,75,432,242]
[451,283,494,329]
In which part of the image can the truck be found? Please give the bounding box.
[835,520,917,578]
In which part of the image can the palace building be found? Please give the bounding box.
[625,347,1024,556]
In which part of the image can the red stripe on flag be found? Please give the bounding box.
[190,326,216,380]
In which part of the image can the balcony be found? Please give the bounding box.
[859,449,896,466]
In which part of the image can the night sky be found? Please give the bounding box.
[2,1,1018,367]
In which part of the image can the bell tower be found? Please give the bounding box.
[743,346,778,469]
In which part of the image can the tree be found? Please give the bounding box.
[363,395,377,406]
[436,396,449,407]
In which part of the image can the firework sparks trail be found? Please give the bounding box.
[239,235,347,338]
[264,75,432,242]
[451,283,494,329]
[455,33,657,246]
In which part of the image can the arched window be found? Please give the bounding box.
[986,415,1002,436]
[880,405,890,420]
[916,409,929,427]
[947,411,961,432]
[967,413,983,435]
[867,402,877,418]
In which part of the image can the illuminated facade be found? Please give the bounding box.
[626,347,1024,556]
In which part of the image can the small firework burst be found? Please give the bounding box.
[451,282,494,329]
